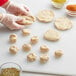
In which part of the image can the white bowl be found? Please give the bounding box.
[66,9,76,16]
[65,4,76,16]
[0,62,22,76]
[51,0,68,8]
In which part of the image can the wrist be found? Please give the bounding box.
[2,0,10,9]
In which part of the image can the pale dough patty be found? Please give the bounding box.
[55,17,72,30]
[37,10,54,23]
[44,29,60,41]
[17,15,36,25]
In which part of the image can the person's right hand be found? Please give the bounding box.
[0,14,24,30]
[5,2,29,16]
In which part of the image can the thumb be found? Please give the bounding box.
[16,17,25,25]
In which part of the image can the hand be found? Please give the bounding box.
[5,2,29,16]
[0,14,24,30]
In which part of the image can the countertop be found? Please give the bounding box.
[0,0,76,76]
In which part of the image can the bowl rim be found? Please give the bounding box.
[51,0,69,4]
[0,62,22,72]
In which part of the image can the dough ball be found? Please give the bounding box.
[22,44,32,52]
[40,54,49,63]
[9,45,19,54]
[30,36,39,44]
[40,45,49,53]
[9,34,17,43]
[54,50,63,58]
[27,53,37,62]
[22,29,30,36]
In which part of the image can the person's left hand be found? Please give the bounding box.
[5,2,29,16]
[0,13,25,30]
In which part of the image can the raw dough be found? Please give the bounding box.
[17,15,36,25]
[9,45,19,54]
[9,34,17,43]
[37,10,54,23]
[22,44,32,52]
[40,45,49,53]
[22,29,30,36]
[30,36,39,44]
[54,50,63,58]
[55,17,72,30]
[40,54,49,63]
[27,53,37,62]
[44,29,60,41]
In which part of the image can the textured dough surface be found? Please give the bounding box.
[37,10,54,23]
[17,15,36,25]
[44,29,60,41]
[55,17,72,30]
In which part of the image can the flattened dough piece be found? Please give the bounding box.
[17,15,36,25]
[55,17,72,30]
[44,29,60,41]
[37,10,54,23]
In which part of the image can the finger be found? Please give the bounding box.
[13,22,24,29]
[20,8,29,15]
[15,17,25,25]
[16,17,24,22]
[23,5,30,12]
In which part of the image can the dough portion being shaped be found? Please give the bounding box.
[37,10,54,23]
[17,15,36,25]
[44,29,60,41]
[55,17,72,30]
